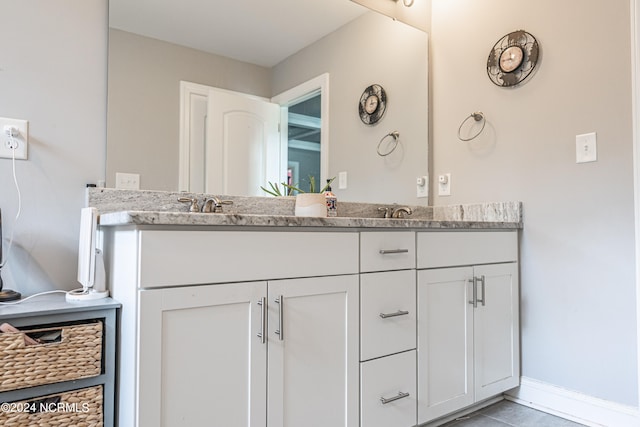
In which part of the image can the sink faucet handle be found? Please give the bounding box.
[377,207,391,219]
[202,197,234,213]
[178,197,200,213]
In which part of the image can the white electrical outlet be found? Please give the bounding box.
[0,117,29,160]
[116,172,141,190]
[416,175,428,198]
[438,173,451,196]
[576,132,597,163]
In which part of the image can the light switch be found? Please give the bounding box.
[576,132,597,163]
[338,171,348,189]
[116,172,140,190]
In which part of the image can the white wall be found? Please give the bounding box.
[431,0,637,406]
[272,11,429,205]
[0,0,107,294]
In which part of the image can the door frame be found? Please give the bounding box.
[271,73,330,188]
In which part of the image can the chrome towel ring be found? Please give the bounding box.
[377,131,400,156]
[457,112,486,142]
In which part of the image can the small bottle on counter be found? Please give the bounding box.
[324,179,337,217]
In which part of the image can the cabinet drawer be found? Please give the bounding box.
[361,270,416,361]
[138,230,358,287]
[361,350,417,427]
[417,231,517,269]
[360,232,415,272]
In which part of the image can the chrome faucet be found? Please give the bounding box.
[202,196,233,213]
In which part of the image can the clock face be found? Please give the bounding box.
[359,84,387,125]
[364,95,379,114]
[487,30,539,87]
[499,46,524,73]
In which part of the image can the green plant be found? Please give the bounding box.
[261,176,335,196]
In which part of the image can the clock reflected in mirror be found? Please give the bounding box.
[487,30,539,87]
[359,84,387,125]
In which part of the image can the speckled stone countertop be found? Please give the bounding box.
[89,188,522,229]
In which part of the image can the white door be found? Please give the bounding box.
[417,267,474,424]
[138,282,267,427]
[267,275,359,427]
[473,263,520,401]
[207,89,280,196]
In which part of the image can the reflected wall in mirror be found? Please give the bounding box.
[107,1,429,204]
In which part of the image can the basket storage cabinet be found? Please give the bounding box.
[0,294,119,427]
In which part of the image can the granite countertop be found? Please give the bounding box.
[89,188,523,230]
[98,210,521,229]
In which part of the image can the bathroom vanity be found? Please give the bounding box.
[95,191,521,427]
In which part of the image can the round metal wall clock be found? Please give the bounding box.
[359,84,387,125]
[487,30,539,87]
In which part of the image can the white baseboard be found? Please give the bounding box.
[505,377,640,427]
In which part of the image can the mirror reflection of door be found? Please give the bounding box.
[286,93,321,194]
[179,74,328,196]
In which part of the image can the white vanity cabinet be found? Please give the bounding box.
[103,228,359,427]
[416,231,520,425]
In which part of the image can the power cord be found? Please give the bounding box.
[0,290,69,305]
[0,131,22,269]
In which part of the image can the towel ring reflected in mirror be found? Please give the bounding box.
[377,131,400,156]
[457,112,486,142]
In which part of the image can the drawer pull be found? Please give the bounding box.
[379,249,409,255]
[379,310,409,319]
[380,391,410,404]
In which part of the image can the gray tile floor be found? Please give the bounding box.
[441,400,587,427]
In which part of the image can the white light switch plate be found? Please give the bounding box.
[338,171,348,189]
[576,132,597,163]
[416,175,428,198]
[0,117,29,160]
[116,172,140,190]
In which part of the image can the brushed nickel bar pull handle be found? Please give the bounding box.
[379,249,409,255]
[274,295,283,341]
[379,310,410,319]
[380,391,410,405]
[257,297,266,344]
[468,278,477,308]
[477,275,486,306]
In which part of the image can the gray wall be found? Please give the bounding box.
[0,0,107,294]
[107,29,271,191]
[272,11,429,205]
[430,0,637,406]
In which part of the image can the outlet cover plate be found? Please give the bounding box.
[0,117,29,160]
[438,173,451,196]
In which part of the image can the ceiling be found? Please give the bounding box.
[109,0,368,68]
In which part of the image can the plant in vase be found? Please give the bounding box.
[261,176,335,217]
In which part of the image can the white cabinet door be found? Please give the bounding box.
[267,275,359,427]
[417,267,474,424]
[417,263,520,424]
[473,263,520,401]
[138,282,267,427]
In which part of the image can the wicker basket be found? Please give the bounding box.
[0,321,103,392]
[0,385,103,426]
